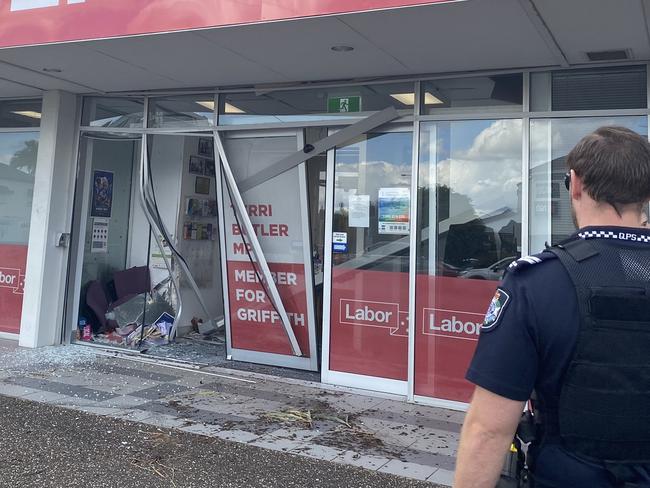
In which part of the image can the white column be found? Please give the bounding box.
[19,91,79,348]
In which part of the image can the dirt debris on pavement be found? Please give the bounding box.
[0,394,442,488]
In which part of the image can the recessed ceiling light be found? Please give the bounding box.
[390,92,444,106]
[224,102,245,114]
[424,92,444,105]
[196,100,215,111]
[42,68,62,73]
[390,93,416,105]
[12,111,41,119]
[331,45,354,52]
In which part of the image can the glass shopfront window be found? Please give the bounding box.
[530,66,647,112]
[68,67,650,403]
[529,116,648,252]
[0,99,42,128]
[148,95,215,129]
[82,97,145,129]
[0,131,39,333]
[328,129,413,383]
[414,119,523,402]
[220,82,415,125]
[421,74,523,115]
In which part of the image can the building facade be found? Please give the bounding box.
[1,0,649,409]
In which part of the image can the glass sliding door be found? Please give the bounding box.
[529,116,648,252]
[220,130,318,370]
[325,128,413,392]
[414,119,523,403]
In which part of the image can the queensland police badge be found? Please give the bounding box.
[482,288,510,331]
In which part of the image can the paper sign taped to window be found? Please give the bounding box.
[349,194,370,228]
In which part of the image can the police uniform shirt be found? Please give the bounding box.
[466,225,650,487]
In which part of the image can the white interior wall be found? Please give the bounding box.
[177,136,223,327]
[128,135,184,284]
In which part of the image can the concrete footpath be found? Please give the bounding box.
[0,340,462,486]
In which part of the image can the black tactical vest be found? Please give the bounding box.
[549,235,650,463]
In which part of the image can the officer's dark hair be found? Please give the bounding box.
[566,126,650,213]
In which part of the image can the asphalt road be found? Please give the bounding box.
[0,395,439,488]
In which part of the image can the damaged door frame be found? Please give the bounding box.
[214,130,304,357]
[215,128,319,370]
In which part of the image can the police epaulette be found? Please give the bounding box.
[507,252,556,272]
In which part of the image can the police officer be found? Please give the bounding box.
[455,126,650,488]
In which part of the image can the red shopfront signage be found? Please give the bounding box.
[415,275,496,403]
[330,268,409,381]
[329,268,496,403]
[223,169,313,360]
[0,0,453,49]
[227,261,310,356]
[0,244,27,334]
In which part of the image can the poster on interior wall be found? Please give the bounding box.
[198,138,214,157]
[91,218,109,253]
[195,176,211,195]
[378,187,409,235]
[189,156,205,175]
[91,170,114,218]
[204,159,216,178]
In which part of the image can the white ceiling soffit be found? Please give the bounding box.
[533,0,650,64]
[195,15,411,81]
[86,31,289,88]
[0,56,85,93]
[0,42,181,94]
[339,0,558,73]
[0,78,41,97]
[0,0,647,98]
[196,0,559,81]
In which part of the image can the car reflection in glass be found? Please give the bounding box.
[457,256,517,281]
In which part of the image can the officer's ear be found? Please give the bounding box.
[570,169,584,201]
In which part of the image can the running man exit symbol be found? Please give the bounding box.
[328,96,361,113]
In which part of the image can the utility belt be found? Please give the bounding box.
[498,409,650,488]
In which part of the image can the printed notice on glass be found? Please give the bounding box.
[348,194,370,228]
[378,187,410,235]
[332,232,348,253]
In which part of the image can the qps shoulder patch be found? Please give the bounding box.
[481,288,510,332]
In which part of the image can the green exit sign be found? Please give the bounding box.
[328,96,361,113]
